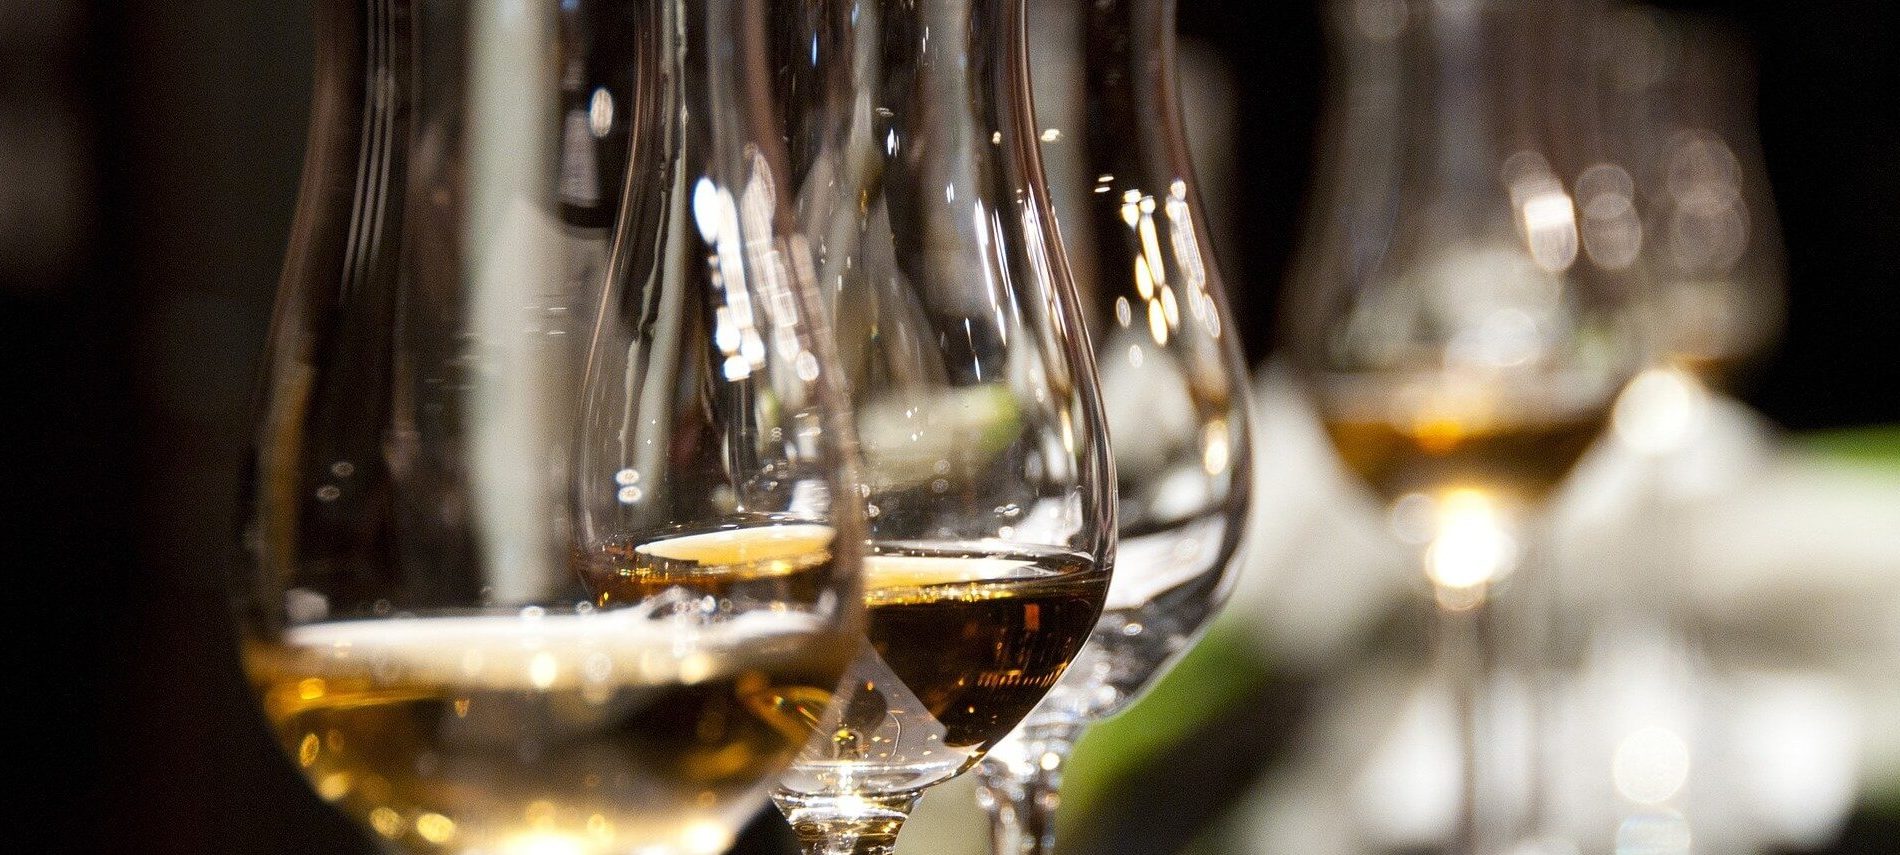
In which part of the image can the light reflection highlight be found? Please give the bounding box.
[587,87,613,138]
[1612,367,1708,454]
[1578,162,1643,270]
[1613,725,1691,805]
[1505,152,1579,272]
[1201,419,1231,476]
[1423,489,1516,607]
[415,812,457,844]
[504,831,590,855]
[1119,188,1184,347]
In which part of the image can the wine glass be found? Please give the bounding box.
[1586,4,1783,452]
[1525,9,1789,852]
[970,0,1253,852]
[765,0,1118,852]
[1587,4,1785,463]
[235,1,864,854]
[1281,0,1642,851]
[1596,6,1783,389]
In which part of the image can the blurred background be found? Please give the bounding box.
[12,0,1898,853]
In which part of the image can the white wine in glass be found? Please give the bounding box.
[246,605,848,854]
[973,0,1254,852]
[777,544,1105,843]
[1316,378,1612,506]
[1282,1,1644,852]
[236,0,866,852]
[768,0,1119,851]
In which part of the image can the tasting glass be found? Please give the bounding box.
[1528,9,1789,852]
[766,0,1119,851]
[970,1,1253,853]
[1595,7,1783,387]
[1281,0,1643,851]
[235,1,865,853]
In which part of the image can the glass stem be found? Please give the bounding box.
[1435,534,1561,854]
[772,791,919,855]
[1516,520,1562,849]
[975,725,1082,855]
[1433,588,1491,855]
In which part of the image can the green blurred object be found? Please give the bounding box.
[1801,425,1900,471]
[1054,622,1273,840]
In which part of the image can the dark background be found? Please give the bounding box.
[10,1,1897,853]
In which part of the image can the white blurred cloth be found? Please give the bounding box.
[1223,365,1900,855]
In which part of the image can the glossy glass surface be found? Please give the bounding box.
[764,0,1119,851]
[237,2,864,853]
[1595,6,1785,381]
[1285,0,1641,527]
[1281,2,1644,853]
[972,1,1253,852]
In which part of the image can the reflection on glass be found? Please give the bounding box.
[1286,0,1637,594]
[1533,10,1792,853]
[767,0,1118,852]
[1597,6,1784,384]
[236,1,865,854]
[1282,1,1643,852]
[971,1,1254,853]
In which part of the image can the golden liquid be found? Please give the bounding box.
[1322,409,1607,503]
[1667,350,1745,387]
[858,544,1104,751]
[775,543,1106,808]
[251,526,849,855]
[574,521,839,607]
[582,526,1105,795]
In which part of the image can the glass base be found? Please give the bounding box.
[772,789,921,855]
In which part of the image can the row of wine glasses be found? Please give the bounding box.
[235,2,1249,855]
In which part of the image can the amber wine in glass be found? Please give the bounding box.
[972,1,1254,853]
[1282,1,1643,852]
[236,0,866,852]
[766,0,1119,850]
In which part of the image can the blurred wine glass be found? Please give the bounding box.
[765,0,1118,852]
[1281,0,1644,851]
[1530,9,1793,853]
[235,1,865,853]
[969,1,1253,853]
[1594,6,1783,389]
